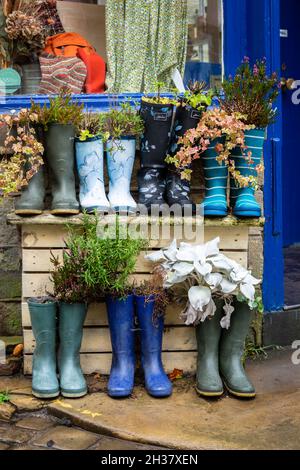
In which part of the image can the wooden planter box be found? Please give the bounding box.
[8,213,264,376]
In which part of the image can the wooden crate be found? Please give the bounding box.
[20,218,250,375]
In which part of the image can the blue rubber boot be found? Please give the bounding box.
[106,295,136,397]
[202,138,228,217]
[28,299,59,399]
[106,138,137,214]
[75,136,110,213]
[58,303,88,398]
[135,295,172,398]
[230,129,264,218]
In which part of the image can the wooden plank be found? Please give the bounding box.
[22,224,249,250]
[22,273,151,298]
[24,351,198,375]
[22,302,187,328]
[22,249,247,273]
[23,326,196,354]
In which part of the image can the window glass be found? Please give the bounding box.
[185,0,223,88]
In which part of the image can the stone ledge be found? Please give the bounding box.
[7,212,265,228]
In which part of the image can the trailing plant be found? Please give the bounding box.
[142,81,177,105]
[165,108,259,187]
[181,80,213,111]
[99,103,144,141]
[146,237,261,329]
[219,57,281,128]
[30,91,84,130]
[77,112,103,141]
[134,267,170,322]
[0,109,44,195]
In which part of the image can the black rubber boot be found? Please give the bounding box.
[166,104,202,210]
[45,124,79,215]
[138,168,167,212]
[138,100,174,212]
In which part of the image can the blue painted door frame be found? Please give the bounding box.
[223,0,284,311]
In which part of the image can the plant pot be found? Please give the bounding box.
[20,62,42,95]
[140,100,174,168]
[105,295,136,397]
[0,67,21,94]
[75,136,110,213]
[27,298,59,398]
[106,137,137,213]
[44,123,79,215]
[58,302,87,398]
[230,128,265,218]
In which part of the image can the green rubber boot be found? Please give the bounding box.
[195,302,224,397]
[15,167,45,215]
[219,301,256,398]
[45,124,79,215]
[28,299,59,399]
[58,303,87,398]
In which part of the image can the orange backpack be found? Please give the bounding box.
[44,33,95,57]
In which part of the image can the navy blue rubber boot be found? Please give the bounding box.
[106,295,136,398]
[135,295,172,398]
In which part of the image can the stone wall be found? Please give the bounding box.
[0,198,22,336]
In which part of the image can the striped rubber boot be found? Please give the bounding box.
[230,129,264,218]
[202,139,228,217]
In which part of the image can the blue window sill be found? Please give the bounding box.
[0,93,174,113]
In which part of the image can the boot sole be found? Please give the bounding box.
[51,209,80,215]
[204,211,228,217]
[233,211,261,218]
[15,209,43,215]
[32,390,60,399]
[61,390,87,398]
[196,387,224,398]
[223,381,256,399]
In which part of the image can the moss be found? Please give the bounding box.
[0,303,22,336]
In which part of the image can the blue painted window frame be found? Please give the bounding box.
[0,0,284,311]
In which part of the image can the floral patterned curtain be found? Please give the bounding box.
[106,0,188,93]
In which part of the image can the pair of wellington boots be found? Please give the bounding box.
[106,295,172,398]
[28,300,87,399]
[15,124,79,216]
[138,101,202,213]
[196,300,256,399]
[202,129,264,218]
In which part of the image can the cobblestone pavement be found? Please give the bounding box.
[0,411,163,451]
[0,375,163,451]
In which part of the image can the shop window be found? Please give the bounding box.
[185,0,223,88]
[0,0,222,97]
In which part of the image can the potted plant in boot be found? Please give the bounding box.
[99,103,144,214]
[80,216,148,397]
[134,269,172,398]
[75,112,110,213]
[27,296,59,399]
[30,92,83,215]
[166,81,213,210]
[146,237,261,399]
[0,110,44,208]
[168,108,255,217]
[219,57,280,217]
[50,226,92,398]
[139,82,176,212]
